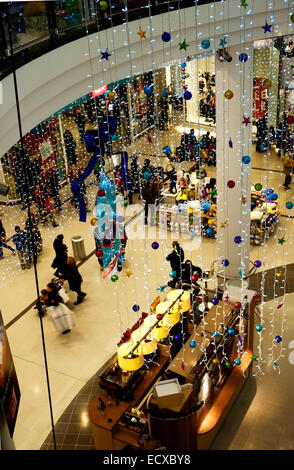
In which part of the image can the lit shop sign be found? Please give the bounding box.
[91,85,108,98]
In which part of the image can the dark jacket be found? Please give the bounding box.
[181,263,202,284]
[12,231,27,251]
[166,245,184,275]
[142,183,155,204]
[62,264,83,292]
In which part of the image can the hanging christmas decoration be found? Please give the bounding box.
[161,32,171,42]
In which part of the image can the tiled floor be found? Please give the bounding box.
[0,120,294,450]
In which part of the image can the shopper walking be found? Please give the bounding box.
[12,226,30,269]
[44,193,59,228]
[58,257,86,305]
[0,219,16,260]
[283,152,294,190]
[63,129,77,167]
[45,282,75,334]
[142,180,156,226]
[75,109,86,143]
[52,234,68,275]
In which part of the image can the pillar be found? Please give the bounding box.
[216,43,253,279]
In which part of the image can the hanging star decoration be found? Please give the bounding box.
[219,37,227,48]
[137,26,146,39]
[240,0,248,7]
[252,354,258,361]
[124,270,133,278]
[111,133,119,142]
[262,21,272,34]
[179,39,189,51]
[278,236,286,245]
[220,221,228,228]
[229,138,233,148]
[210,188,217,196]
[157,285,166,292]
[241,195,247,204]
[121,200,128,207]
[100,48,111,60]
[242,116,251,126]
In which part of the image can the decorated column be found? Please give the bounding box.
[216,43,253,279]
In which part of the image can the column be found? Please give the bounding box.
[216,43,253,279]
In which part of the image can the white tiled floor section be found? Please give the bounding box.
[0,124,294,449]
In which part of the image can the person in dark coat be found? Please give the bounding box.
[166,241,184,287]
[52,234,68,275]
[63,130,77,167]
[142,180,156,225]
[0,219,16,259]
[58,257,86,305]
[181,260,202,285]
[75,110,86,143]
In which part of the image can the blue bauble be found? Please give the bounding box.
[162,32,171,42]
[275,335,282,343]
[163,145,171,155]
[242,155,251,164]
[174,334,181,341]
[132,304,140,312]
[239,53,248,63]
[251,202,255,210]
[234,358,241,365]
[169,271,177,278]
[143,171,151,180]
[206,227,214,236]
[189,340,197,348]
[212,298,219,305]
[181,62,187,68]
[184,91,192,100]
[201,201,211,212]
[222,259,229,267]
[234,236,242,244]
[117,215,124,223]
[286,201,293,210]
[201,39,210,49]
[254,260,262,268]
[228,328,235,335]
[152,242,159,249]
[212,331,220,338]
[256,324,263,332]
[144,85,153,96]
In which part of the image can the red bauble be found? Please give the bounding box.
[227,180,235,188]
[289,41,293,46]
[98,189,105,197]
[95,250,103,258]
[156,314,163,321]
[191,275,198,283]
[234,301,241,309]
[183,84,188,89]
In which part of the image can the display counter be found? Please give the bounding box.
[89,289,260,450]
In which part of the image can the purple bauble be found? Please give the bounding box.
[212,298,219,305]
[184,91,192,100]
[152,242,159,249]
[254,260,262,268]
[222,259,229,267]
[234,236,242,244]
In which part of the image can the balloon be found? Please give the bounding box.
[162,32,171,42]
[201,39,210,49]
[108,91,115,100]
[144,85,153,95]
[242,155,251,164]
[189,340,197,348]
[152,242,159,249]
[239,53,248,62]
[184,91,192,100]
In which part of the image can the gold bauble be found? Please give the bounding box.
[90,217,98,226]
[108,91,115,100]
[212,358,219,365]
[276,270,283,279]
[224,90,234,99]
[263,79,272,89]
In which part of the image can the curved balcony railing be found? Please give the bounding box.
[0,0,221,80]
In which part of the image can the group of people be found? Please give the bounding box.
[38,234,87,335]
[176,130,216,166]
[166,241,202,290]
[0,215,42,269]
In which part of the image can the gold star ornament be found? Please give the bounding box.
[220,221,228,228]
[124,270,133,278]
[137,27,146,39]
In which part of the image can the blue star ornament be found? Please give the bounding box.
[101,48,111,60]
[219,37,227,48]
[157,285,166,292]
[111,133,119,142]
[262,21,272,34]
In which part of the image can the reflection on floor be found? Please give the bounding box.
[0,124,293,450]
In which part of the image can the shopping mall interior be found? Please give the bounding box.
[0,0,294,452]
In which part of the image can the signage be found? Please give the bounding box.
[37,134,57,179]
[0,311,21,437]
[253,77,267,119]
[91,85,108,98]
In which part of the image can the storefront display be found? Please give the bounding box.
[250,187,280,245]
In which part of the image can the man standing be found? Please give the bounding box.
[12,226,30,269]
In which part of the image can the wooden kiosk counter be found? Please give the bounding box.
[89,288,260,450]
